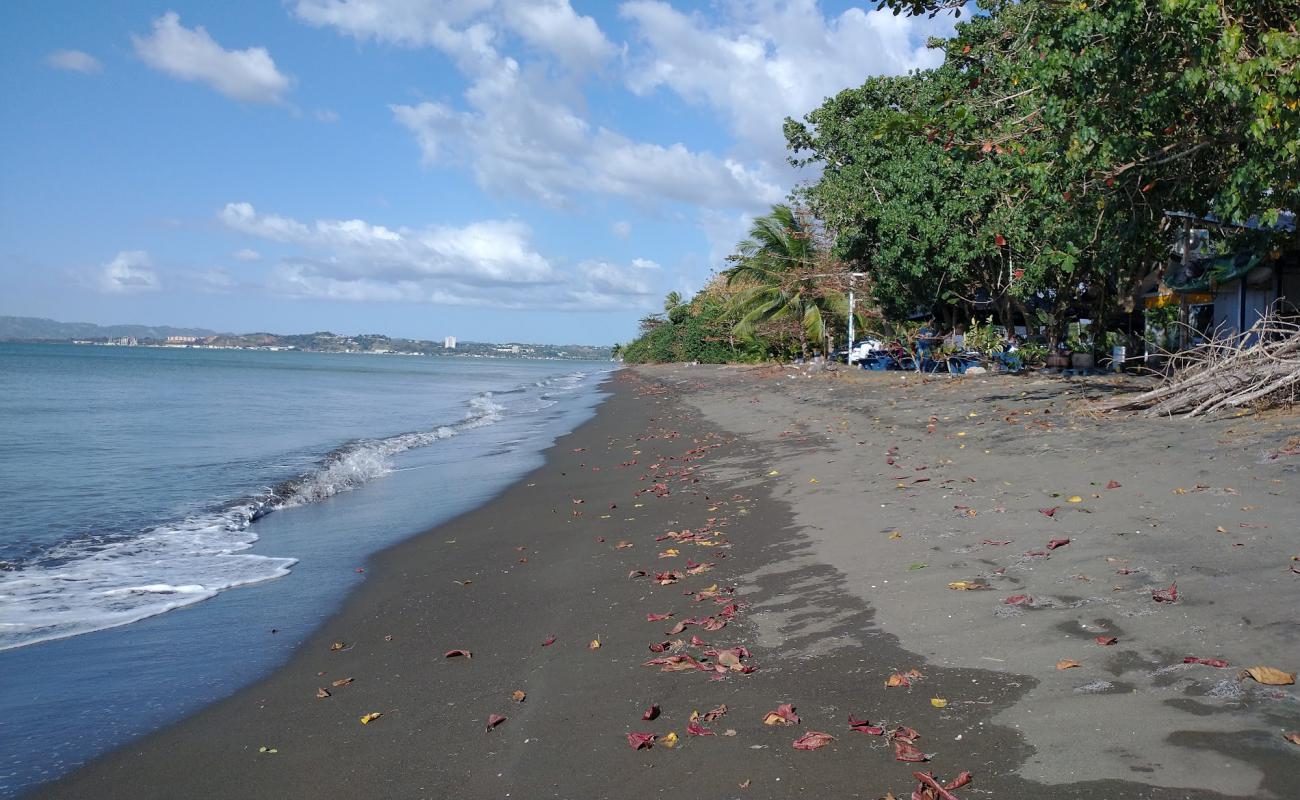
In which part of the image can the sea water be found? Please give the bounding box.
[0,343,612,796]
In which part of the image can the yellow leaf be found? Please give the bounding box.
[512,690,526,702]
[1173,487,1188,495]
[768,470,780,476]
[957,431,966,437]
[888,531,902,540]
[809,477,819,483]
[1215,526,1227,533]
[588,638,601,650]
[930,697,948,708]
[1240,666,1295,685]
[660,731,679,748]
[1056,659,1081,670]
[658,548,679,558]
[360,712,382,725]
[947,581,987,590]
[1067,496,1083,503]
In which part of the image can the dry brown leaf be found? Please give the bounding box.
[1056,659,1081,670]
[330,677,354,687]
[512,690,526,702]
[316,687,331,699]
[1239,666,1295,685]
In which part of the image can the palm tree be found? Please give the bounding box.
[662,291,683,314]
[725,204,848,359]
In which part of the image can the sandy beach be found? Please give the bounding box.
[34,366,1299,800]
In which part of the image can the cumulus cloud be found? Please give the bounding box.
[620,0,951,162]
[132,12,293,103]
[219,202,661,309]
[99,251,160,293]
[47,49,102,74]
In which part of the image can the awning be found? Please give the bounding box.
[1164,252,1261,292]
[1145,291,1214,308]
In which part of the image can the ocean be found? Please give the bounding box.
[0,343,612,796]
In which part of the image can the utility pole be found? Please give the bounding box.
[846,272,867,358]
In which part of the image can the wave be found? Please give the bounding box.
[0,371,596,651]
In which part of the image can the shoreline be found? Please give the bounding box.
[33,367,1298,799]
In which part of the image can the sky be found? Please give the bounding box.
[0,1,954,345]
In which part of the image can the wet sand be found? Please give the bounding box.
[34,367,1300,799]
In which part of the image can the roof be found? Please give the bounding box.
[1165,251,1261,292]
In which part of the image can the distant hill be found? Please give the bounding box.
[0,316,219,341]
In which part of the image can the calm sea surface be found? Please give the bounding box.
[0,343,612,796]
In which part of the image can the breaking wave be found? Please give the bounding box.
[0,372,592,651]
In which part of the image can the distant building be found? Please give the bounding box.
[109,336,138,346]
[443,336,457,349]
[165,335,199,345]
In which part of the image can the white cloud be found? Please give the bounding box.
[99,251,160,293]
[499,1,616,72]
[132,12,293,104]
[47,49,102,74]
[292,0,495,48]
[220,202,662,309]
[612,220,632,239]
[232,248,261,261]
[314,109,340,123]
[620,0,951,162]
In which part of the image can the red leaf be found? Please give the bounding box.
[1039,507,1058,517]
[1047,538,1071,550]
[687,721,715,736]
[485,714,507,732]
[891,725,921,743]
[1004,594,1032,606]
[648,641,671,653]
[763,703,800,726]
[982,539,1012,546]
[792,731,835,750]
[945,771,973,790]
[646,612,673,622]
[444,649,472,659]
[894,740,929,762]
[1095,636,1118,646]
[912,770,966,800]
[1183,656,1230,668]
[626,732,656,750]
[541,635,557,647]
[642,704,660,721]
[1152,582,1178,602]
[848,715,885,735]
[1106,480,1122,489]
[994,234,1007,247]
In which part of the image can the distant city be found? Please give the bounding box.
[0,316,612,361]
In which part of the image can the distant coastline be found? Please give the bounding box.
[0,316,612,361]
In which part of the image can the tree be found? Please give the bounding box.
[725,204,853,357]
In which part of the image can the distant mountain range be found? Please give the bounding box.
[0,316,220,341]
[0,316,611,360]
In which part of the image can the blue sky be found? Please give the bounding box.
[0,1,953,344]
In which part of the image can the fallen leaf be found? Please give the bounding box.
[763,703,800,726]
[1183,656,1230,668]
[616,541,634,549]
[947,581,988,591]
[1152,582,1178,603]
[444,649,472,659]
[909,563,928,571]
[1047,538,1071,550]
[793,731,835,750]
[1239,666,1295,685]
[1004,594,1032,606]
[889,531,902,540]
[486,714,507,732]
[1095,636,1118,646]
[627,732,656,750]
[1056,659,1081,670]
[642,704,660,721]
[699,704,728,722]
[316,687,331,699]
[1039,507,1058,517]
[258,746,278,754]
[359,712,382,725]
[894,740,929,762]
[982,539,1012,546]
[646,612,673,622]
[1174,487,1188,494]
[1284,732,1300,746]
[739,779,752,789]
[930,697,948,708]
[541,635,556,647]
[848,715,885,735]
[510,690,527,703]
[1106,480,1121,489]
[660,731,679,748]
[588,639,601,650]
[687,721,715,736]
[329,641,347,651]
[330,677,354,687]
[1067,496,1083,503]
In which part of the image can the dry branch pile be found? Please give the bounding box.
[1094,312,1300,417]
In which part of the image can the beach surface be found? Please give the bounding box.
[35,366,1300,799]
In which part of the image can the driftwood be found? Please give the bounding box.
[1093,311,1300,417]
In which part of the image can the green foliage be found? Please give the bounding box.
[964,316,1005,356]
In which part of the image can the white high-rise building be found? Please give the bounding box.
[443,336,457,349]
